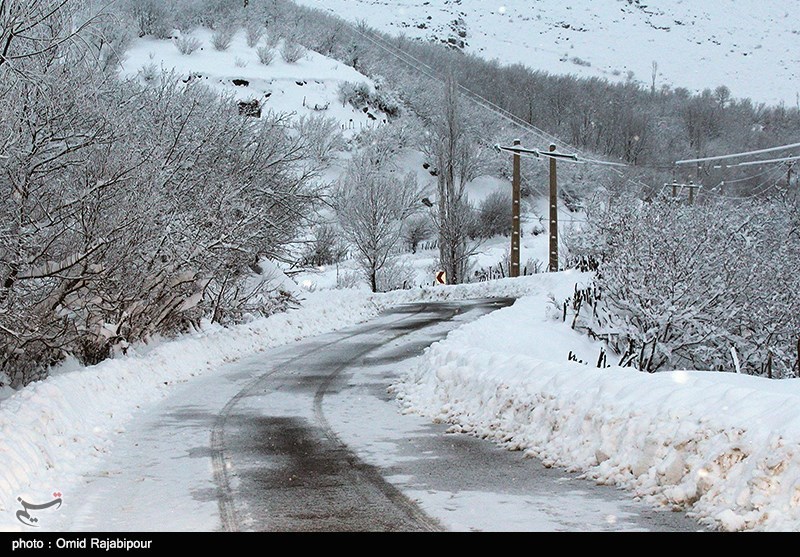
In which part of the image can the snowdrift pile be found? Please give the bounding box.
[395,273,800,532]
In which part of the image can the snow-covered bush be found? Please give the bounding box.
[476,190,512,238]
[138,61,159,82]
[338,81,372,109]
[301,224,347,267]
[175,35,202,55]
[264,31,281,50]
[292,114,345,165]
[280,40,305,63]
[376,257,417,292]
[245,21,265,47]
[124,0,171,38]
[255,45,274,65]
[337,80,402,119]
[570,195,800,377]
[210,26,234,51]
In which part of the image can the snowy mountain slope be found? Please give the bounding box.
[121,28,382,134]
[296,0,800,106]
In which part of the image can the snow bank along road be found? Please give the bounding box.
[44,299,701,531]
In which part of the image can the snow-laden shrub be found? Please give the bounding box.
[264,32,281,50]
[256,45,274,65]
[210,27,234,51]
[280,40,306,63]
[338,80,402,119]
[338,81,372,109]
[292,114,345,165]
[302,224,347,267]
[175,35,201,55]
[376,257,417,292]
[138,61,159,82]
[476,190,512,238]
[245,22,265,47]
[570,196,800,377]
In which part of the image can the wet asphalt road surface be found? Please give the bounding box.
[212,299,705,532]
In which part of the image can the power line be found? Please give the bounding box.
[705,164,787,200]
[675,142,800,165]
[712,164,782,184]
[731,154,800,167]
[349,24,633,166]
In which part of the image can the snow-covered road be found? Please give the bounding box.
[43,299,701,532]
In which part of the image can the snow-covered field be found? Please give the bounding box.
[395,274,800,531]
[297,0,800,106]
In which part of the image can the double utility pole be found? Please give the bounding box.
[498,141,572,275]
[667,179,702,205]
[511,140,522,277]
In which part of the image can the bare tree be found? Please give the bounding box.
[425,77,484,284]
[335,151,421,292]
[0,0,104,69]
[403,214,433,253]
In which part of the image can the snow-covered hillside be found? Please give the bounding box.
[297,0,800,106]
[122,28,381,134]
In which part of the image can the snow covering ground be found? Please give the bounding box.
[4,267,799,531]
[297,0,800,106]
[0,277,551,531]
[122,28,381,136]
[395,272,800,532]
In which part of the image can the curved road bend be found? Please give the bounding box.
[48,299,703,531]
[213,299,703,532]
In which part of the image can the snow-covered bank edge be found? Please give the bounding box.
[395,283,800,532]
[0,275,559,528]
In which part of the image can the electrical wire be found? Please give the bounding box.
[349,24,625,163]
[732,154,800,167]
[675,142,800,165]
[704,164,787,200]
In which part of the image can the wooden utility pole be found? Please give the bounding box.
[497,142,575,275]
[669,179,702,205]
[511,139,521,278]
[548,144,559,272]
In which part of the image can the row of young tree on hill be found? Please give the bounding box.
[112,0,799,194]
